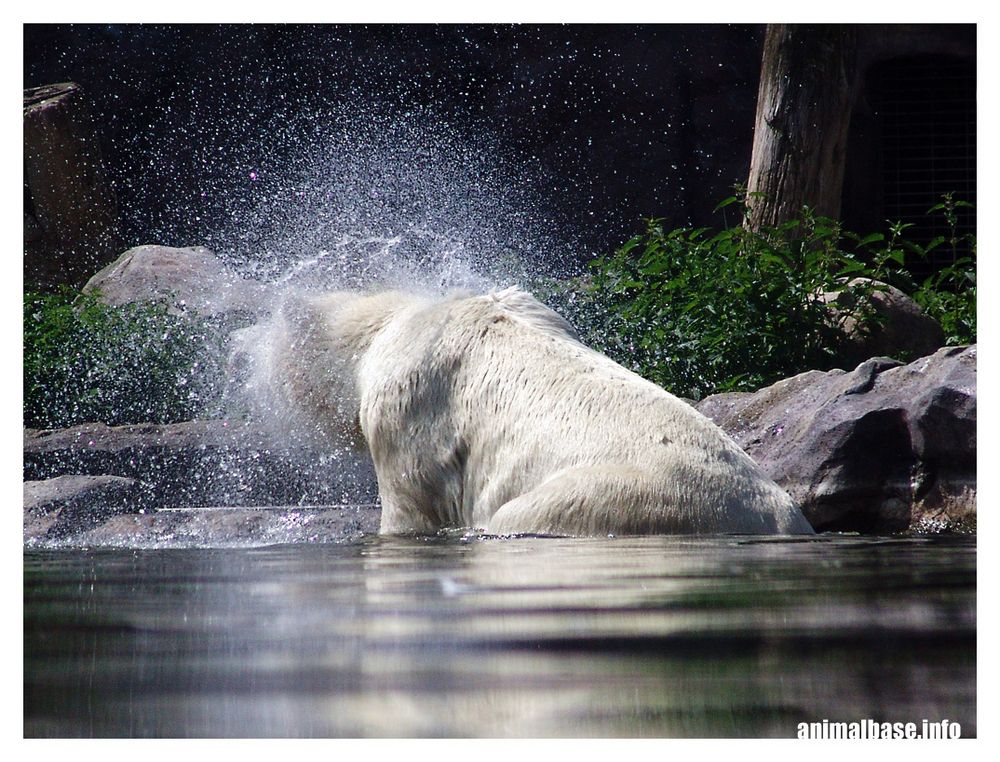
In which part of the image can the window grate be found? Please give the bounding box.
[870,55,976,277]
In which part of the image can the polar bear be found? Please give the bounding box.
[243,286,814,536]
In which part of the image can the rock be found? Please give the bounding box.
[82,244,271,318]
[24,474,142,541]
[697,345,976,533]
[822,278,945,365]
[23,420,378,510]
[67,505,381,548]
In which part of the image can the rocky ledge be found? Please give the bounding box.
[25,500,380,548]
[23,421,379,546]
[697,345,976,533]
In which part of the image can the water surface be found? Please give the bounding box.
[24,534,975,737]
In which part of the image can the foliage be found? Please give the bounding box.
[24,287,226,428]
[568,191,975,400]
[909,193,977,345]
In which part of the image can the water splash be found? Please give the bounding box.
[28,98,594,530]
[202,105,588,498]
[189,104,583,295]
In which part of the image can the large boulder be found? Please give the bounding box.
[23,420,378,510]
[822,278,945,366]
[24,474,142,541]
[697,345,975,533]
[82,244,271,318]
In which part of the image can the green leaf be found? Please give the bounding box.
[856,233,885,247]
[924,236,946,253]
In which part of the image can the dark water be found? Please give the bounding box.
[24,534,975,738]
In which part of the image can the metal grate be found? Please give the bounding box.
[871,55,976,275]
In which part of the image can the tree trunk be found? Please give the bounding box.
[24,82,120,288]
[745,25,859,229]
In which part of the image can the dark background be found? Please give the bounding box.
[24,24,975,270]
[23,24,767,262]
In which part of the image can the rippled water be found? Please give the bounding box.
[23,534,975,738]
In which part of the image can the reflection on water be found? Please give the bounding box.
[24,534,975,738]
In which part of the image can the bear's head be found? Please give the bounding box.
[273,289,429,450]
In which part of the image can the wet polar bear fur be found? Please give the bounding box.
[257,286,814,536]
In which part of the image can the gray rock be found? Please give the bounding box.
[24,474,142,541]
[83,244,271,318]
[23,420,378,510]
[822,278,946,365]
[697,345,976,533]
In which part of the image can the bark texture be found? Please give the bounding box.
[24,82,120,287]
[746,25,859,229]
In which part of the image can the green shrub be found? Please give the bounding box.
[910,193,977,346]
[564,192,975,400]
[23,287,226,429]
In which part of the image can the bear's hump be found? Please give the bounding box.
[486,287,581,342]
